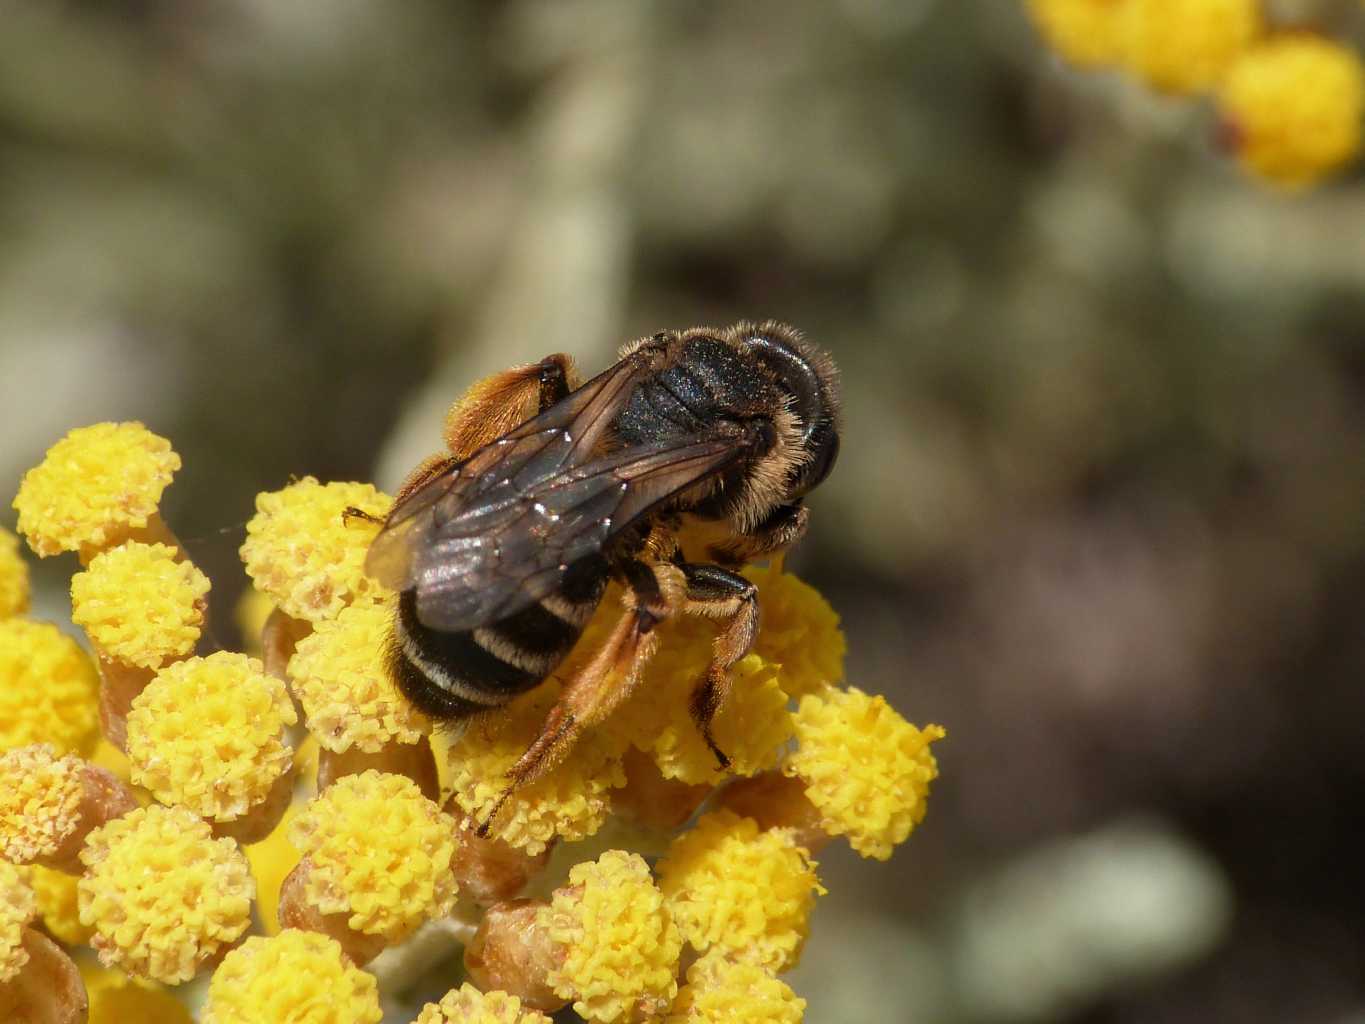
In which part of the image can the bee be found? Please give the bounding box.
[360,321,840,830]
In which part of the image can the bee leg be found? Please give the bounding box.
[709,502,809,567]
[478,597,665,836]
[679,564,761,769]
[442,353,580,459]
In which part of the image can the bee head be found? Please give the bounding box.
[736,322,842,500]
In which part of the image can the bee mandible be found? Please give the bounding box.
[358,321,840,831]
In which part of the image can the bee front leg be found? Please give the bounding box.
[679,563,761,769]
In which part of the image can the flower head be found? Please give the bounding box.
[0,857,37,982]
[1025,0,1131,70]
[12,422,179,559]
[665,950,806,1024]
[0,618,99,755]
[78,804,254,983]
[201,930,381,1024]
[1122,0,1260,95]
[747,565,846,697]
[71,542,209,668]
[0,744,84,863]
[240,478,390,622]
[416,983,553,1024]
[126,652,297,822]
[540,850,682,1023]
[289,770,459,942]
[289,598,431,752]
[657,810,822,973]
[0,527,30,619]
[1217,34,1365,188]
[447,685,626,855]
[785,686,945,860]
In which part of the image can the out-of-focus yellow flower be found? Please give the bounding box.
[27,863,92,946]
[540,850,682,1023]
[747,565,846,697]
[12,422,179,559]
[125,652,296,823]
[71,542,209,669]
[0,745,84,864]
[80,961,193,1024]
[0,619,99,756]
[447,685,626,856]
[240,477,390,622]
[657,810,822,973]
[0,858,36,982]
[289,598,431,753]
[201,930,381,1024]
[416,982,553,1024]
[785,687,945,860]
[0,527,29,619]
[1217,34,1365,187]
[1025,0,1131,69]
[78,804,254,984]
[244,803,302,935]
[289,770,459,942]
[665,950,806,1024]
[1123,0,1260,95]
[234,586,275,656]
[87,737,133,785]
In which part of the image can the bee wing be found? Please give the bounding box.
[364,351,652,594]
[408,435,744,631]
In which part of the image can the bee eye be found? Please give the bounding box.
[790,424,839,498]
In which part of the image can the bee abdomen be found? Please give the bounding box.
[390,558,607,719]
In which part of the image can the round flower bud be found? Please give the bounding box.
[0,619,99,756]
[202,930,381,1024]
[416,983,553,1024]
[665,950,806,1024]
[0,527,30,619]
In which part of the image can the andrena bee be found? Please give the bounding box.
[362,321,840,828]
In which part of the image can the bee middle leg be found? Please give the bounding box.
[677,563,760,769]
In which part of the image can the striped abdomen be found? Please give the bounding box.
[388,555,608,718]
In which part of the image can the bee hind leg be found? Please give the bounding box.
[679,563,760,770]
[442,353,580,460]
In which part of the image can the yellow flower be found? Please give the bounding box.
[665,950,806,1024]
[657,810,823,973]
[447,684,626,856]
[1122,0,1261,95]
[202,930,381,1024]
[233,586,275,656]
[0,618,99,756]
[0,857,37,982]
[1217,34,1365,187]
[81,962,192,1024]
[27,863,92,946]
[71,542,209,669]
[78,804,254,984]
[747,565,846,697]
[125,652,297,823]
[240,477,391,622]
[0,527,30,619]
[244,803,302,935]
[1025,0,1131,69]
[289,770,459,942]
[540,850,682,1023]
[12,422,179,559]
[785,687,945,860]
[0,744,84,864]
[416,983,553,1024]
[288,598,432,753]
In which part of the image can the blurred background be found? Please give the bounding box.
[3,1,1365,1021]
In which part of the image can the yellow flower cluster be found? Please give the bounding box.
[1023,0,1365,187]
[540,850,682,1022]
[202,930,381,1024]
[71,542,209,669]
[125,652,297,823]
[0,413,944,1021]
[77,804,254,983]
[290,770,459,942]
